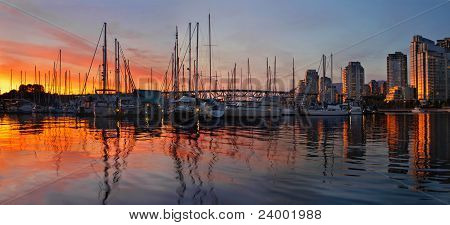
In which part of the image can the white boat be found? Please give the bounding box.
[48,106,64,114]
[261,96,282,117]
[32,105,46,113]
[350,106,363,115]
[93,95,119,117]
[171,96,198,121]
[17,100,34,114]
[4,99,34,114]
[120,95,142,116]
[411,107,424,113]
[63,105,77,114]
[225,99,281,118]
[200,99,224,118]
[77,97,94,115]
[62,101,77,114]
[304,105,349,116]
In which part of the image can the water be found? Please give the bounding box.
[0,113,449,205]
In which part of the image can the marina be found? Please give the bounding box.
[0,0,449,209]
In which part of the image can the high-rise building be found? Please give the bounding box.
[409,35,450,102]
[342,62,365,100]
[437,38,450,100]
[377,80,388,95]
[437,38,450,51]
[305,69,319,95]
[385,86,415,101]
[319,76,332,103]
[363,84,371,96]
[368,80,379,95]
[387,52,407,89]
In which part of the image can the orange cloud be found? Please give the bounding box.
[0,3,167,93]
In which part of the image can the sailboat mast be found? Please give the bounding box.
[208,13,212,92]
[188,22,192,93]
[175,26,179,93]
[115,38,118,92]
[118,41,121,93]
[171,53,174,92]
[59,49,61,94]
[195,22,199,98]
[10,69,12,91]
[330,53,333,104]
[240,67,243,90]
[274,56,277,92]
[266,57,269,91]
[247,58,250,90]
[53,62,55,94]
[102,22,107,93]
[64,71,67,95]
[233,63,236,101]
[69,70,71,94]
[292,57,295,96]
[322,54,326,103]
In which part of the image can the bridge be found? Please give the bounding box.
[161,89,294,100]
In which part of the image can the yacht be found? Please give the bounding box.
[17,100,34,114]
[4,99,34,114]
[411,107,424,113]
[225,97,281,118]
[93,94,119,117]
[136,90,162,117]
[200,99,224,118]
[304,105,349,116]
[32,105,46,113]
[77,96,94,116]
[120,94,142,116]
[350,106,363,115]
[171,96,198,121]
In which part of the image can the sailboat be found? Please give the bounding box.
[282,58,297,116]
[349,104,363,115]
[168,22,201,123]
[5,99,34,114]
[171,95,198,121]
[304,104,349,116]
[93,94,118,117]
[301,54,349,116]
[200,99,224,118]
[92,23,119,118]
[411,106,424,113]
[225,97,281,118]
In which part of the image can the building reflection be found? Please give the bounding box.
[342,116,366,160]
[410,113,450,187]
[299,117,348,177]
[1,113,449,204]
[386,114,411,174]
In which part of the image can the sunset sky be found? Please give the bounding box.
[0,0,449,93]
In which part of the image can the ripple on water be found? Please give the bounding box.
[0,113,449,204]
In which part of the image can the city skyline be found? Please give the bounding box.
[1,0,450,93]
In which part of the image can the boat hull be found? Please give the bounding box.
[225,106,281,118]
[305,110,349,116]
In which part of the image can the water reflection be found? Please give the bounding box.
[0,113,449,204]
